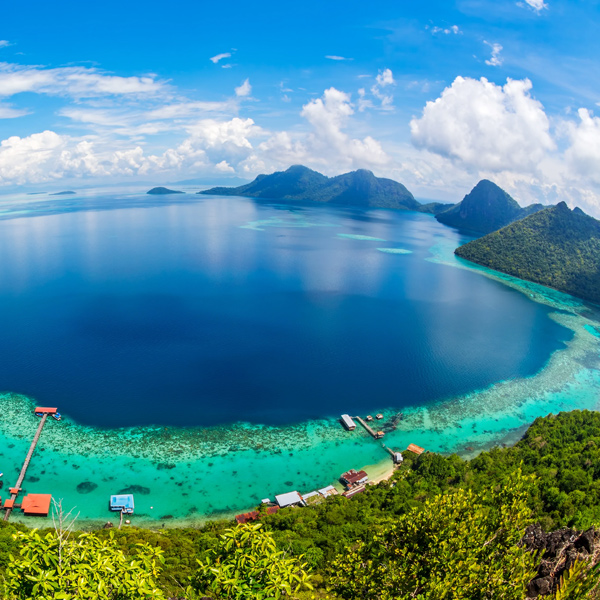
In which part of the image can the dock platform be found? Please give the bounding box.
[3,408,57,521]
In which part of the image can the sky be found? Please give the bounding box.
[1,0,600,213]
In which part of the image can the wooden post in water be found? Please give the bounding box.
[4,413,48,521]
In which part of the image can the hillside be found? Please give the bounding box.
[436,179,545,234]
[200,164,421,210]
[456,202,600,304]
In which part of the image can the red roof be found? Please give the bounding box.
[21,494,52,516]
[34,407,57,414]
[407,443,425,455]
[235,505,280,524]
[3,499,14,508]
[9,487,20,495]
[341,469,368,485]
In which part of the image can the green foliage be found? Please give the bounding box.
[456,201,600,303]
[188,523,312,599]
[4,529,165,600]
[328,470,539,599]
[554,558,600,599]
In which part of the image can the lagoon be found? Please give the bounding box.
[0,190,597,526]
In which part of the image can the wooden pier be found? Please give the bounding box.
[355,416,384,439]
[3,409,55,521]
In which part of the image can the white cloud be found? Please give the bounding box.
[0,41,11,49]
[564,109,600,185]
[0,103,28,118]
[210,53,231,64]
[0,62,166,99]
[431,25,462,35]
[484,42,503,67]
[215,160,235,173]
[325,55,353,61]
[410,76,555,172]
[235,78,252,97]
[521,0,548,12]
[376,68,395,87]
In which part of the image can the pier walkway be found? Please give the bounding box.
[355,416,384,439]
[4,411,51,521]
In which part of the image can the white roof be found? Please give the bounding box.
[318,485,337,496]
[275,491,303,508]
[341,414,356,426]
[261,498,271,504]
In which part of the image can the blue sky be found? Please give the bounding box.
[1,0,600,213]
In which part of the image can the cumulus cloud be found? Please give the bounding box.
[376,68,395,87]
[235,78,252,97]
[210,53,231,64]
[564,109,600,185]
[410,76,554,172]
[0,62,166,99]
[484,42,503,67]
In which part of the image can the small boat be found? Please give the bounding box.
[52,412,62,421]
[34,412,44,418]
[366,415,373,422]
[375,414,383,420]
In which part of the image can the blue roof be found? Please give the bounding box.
[110,494,134,511]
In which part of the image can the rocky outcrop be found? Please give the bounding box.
[523,524,599,597]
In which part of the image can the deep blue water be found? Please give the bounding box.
[0,192,571,427]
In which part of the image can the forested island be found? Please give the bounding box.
[1,410,599,598]
[456,202,600,305]
[200,164,423,211]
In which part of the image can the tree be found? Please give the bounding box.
[189,523,313,599]
[329,470,539,600]
[4,529,165,599]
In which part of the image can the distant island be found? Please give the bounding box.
[435,180,545,234]
[147,187,184,195]
[200,165,423,211]
[50,191,76,196]
[456,202,600,304]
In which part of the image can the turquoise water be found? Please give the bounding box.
[0,192,597,527]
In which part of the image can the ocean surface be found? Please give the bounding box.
[0,189,598,526]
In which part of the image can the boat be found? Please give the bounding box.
[52,412,62,421]
[34,412,44,418]
[375,414,383,420]
[366,415,373,422]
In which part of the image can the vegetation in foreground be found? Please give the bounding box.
[0,410,599,598]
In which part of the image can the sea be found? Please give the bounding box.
[0,188,598,527]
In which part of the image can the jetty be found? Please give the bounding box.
[355,416,384,439]
[3,407,58,521]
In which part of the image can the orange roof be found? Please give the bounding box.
[407,443,425,455]
[21,494,52,516]
[3,499,14,508]
[34,407,57,414]
[9,487,20,495]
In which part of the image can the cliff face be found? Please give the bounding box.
[523,524,599,597]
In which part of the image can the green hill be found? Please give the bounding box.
[436,179,545,234]
[200,164,421,210]
[456,202,600,304]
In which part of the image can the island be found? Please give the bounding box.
[455,201,600,304]
[435,179,545,234]
[200,164,421,211]
[146,187,184,195]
